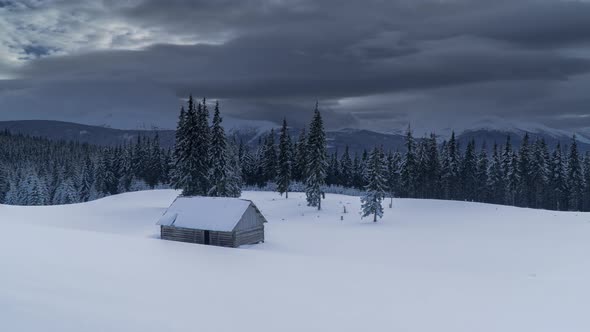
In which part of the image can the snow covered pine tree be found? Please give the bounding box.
[361,147,387,222]
[305,103,328,210]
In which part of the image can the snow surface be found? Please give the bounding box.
[156,196,253,231]
[1,190,590,331]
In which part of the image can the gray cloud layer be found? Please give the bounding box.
[1,0,590,132]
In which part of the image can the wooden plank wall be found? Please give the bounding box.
[235,226,265,246]
[161,225,204,244]
[161,226,236,247]
[209,231,235,247]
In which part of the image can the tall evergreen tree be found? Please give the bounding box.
[529,139,549,208]
[441,132,461,200]
[502,136,518,206]
[340,145,353,188]
[292,129,307,182]
[516,133,532,207]
[305,103,328,210]
[487,143,505,204]
[475,143,489,202]
[262,130,278,183]
[400,126,417,198]
[548,143,566,210]
[566,135,583,211]
[361,147,387,222]
[461,139,478,201]
[582,152,590,211]
[208,101,232,197]
[276,118,293,198]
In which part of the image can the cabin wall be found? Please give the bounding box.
[161,226,204,244]
[208,231,235,247]
[161,226,234,247]
[234,225,264,246]
[234,205,265,231]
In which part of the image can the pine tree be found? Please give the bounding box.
[516,133,533,207]
[424,133,441,199]
[361,147,387,222]
[400,126,417,198]
[171,106,187,190]
[292,129,307,182]
[352,152,364,189]
[52,178,78,205]
[276,118,292,198]
[0,163,8,203]
[502,136,518,205]
[79,155,95,202]
[548,143,566,210]
[262,130,278,183]
[582,152,590,211]
[475,143,489,202]
[305,103,328,210]
[566,135,583,211]
[385,151,400,207]
[487,143,505,204]
[145,133,162,188]
[225,139,243,198]
[460,139,478,201]
[326,151,340,186]
[529,139,549,209]
[441,132,461,200]
[208,101,231,197]
[340,145,353,187]
[196,99,211,195]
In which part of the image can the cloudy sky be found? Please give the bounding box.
[1,0,590,133]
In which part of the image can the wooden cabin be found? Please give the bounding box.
[157,196,266,248]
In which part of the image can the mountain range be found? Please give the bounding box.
[1,120,588,153]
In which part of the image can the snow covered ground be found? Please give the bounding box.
[1,190,590,332]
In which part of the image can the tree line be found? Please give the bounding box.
[0,130,170,205]
[2,98,590,219]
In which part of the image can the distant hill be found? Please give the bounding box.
[1,120,589,153]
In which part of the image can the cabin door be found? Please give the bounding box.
[204,230,210,245]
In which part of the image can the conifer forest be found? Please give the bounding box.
[2,96,590,214]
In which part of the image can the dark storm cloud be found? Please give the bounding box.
[415,1,590,47]
[2,0,590,131]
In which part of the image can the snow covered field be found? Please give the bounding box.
[1,190,590,332]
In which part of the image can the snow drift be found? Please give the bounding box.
[1,190,590,332]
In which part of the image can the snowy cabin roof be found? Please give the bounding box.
[156,196,265,232]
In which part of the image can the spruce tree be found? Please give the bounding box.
[424,133,441,199]
[475,143,489,202]
[441,132,460,200]
[225,139,243,198]
[276,118,292,198]
[196,99,211,195]
[171,106,187,190]
[487,143,505,204]
[208,101,231,197]
[516,133,532,207]
[566,135,583,211]
[529,139,549,209]
[548,143,566,210]
[502,136,518,205]
[0,163,8,203]
[582,152,590,211]
[292,129,307,182]
[340,145,353,187]
[361,147,387,222]
[385,151,400,207]
[305,103,328,210]
[400,126,417,198]
[460,139,478,201]
[262,129,278,184]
